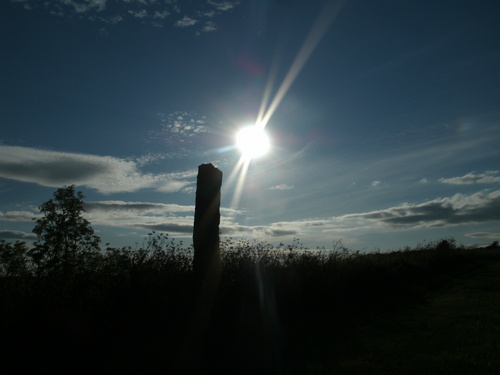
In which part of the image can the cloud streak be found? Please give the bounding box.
[345,190,500,228]
[2,187,498,245]
[465,232,500,240]
[82,200,244,237]
[268,184,294,191]
[246,189,500,245]
[85,201,194,214]
[0,230,37,241]
[82,200,195,235]
[0,145,197,194]
[220,225,298,238]
[439,171,500,185]
[0,210,38,222]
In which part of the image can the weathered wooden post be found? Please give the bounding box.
[193,163,222,282]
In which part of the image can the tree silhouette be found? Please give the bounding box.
[31,185,100,274]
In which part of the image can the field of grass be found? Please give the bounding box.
[1,238,499,374]
[288,251,500,375]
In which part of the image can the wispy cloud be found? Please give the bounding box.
[9,0,240,32]
[439,171,500,185]
[129,9,148,19]
[161,112,209,138]
[0,145,197,194]
[153,10,169,19]
[146,112,210,158]
[85,201,194,214]
[231,189,500,244]
[175,16,197,28]
[202,21,217,32]
[0,210,38,222]
[220,224,298,238]
[82,200,194,234]
[81,200,244,236]
[53,0,107,14]
[268,184,294,191]
[3,186,498,245]
[84,203,291,239]
[0,230,37,241]
[345,190,500,228]
[208,1,240,11]
[0,197,245,240]
[465,232,500,240]
[135,223,193,234]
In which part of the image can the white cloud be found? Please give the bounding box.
[175,16,197,27]
[60,0,107,14]
[202,21,217,32]
[0,145,197,194]
[208,1,240,11]
[371,180,381,187]
[268,184,294,191]
[439,171,500,185]
[153,10,169,19]
[147,112,210,157]
[156,179,193,193]
[219,223,298,238]
[81,200,196,235]
[129,9,148,18]
[199,10,216,18]
[9,0,239,31]
[0,197,246,240]
[75,187,500,243]
[0,210,38,222]
[345,190,500,228]
[219,189,500,244]
[85,200,244,235]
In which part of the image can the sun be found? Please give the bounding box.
[235,126,270,160]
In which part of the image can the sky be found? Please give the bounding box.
[1,0,500,252]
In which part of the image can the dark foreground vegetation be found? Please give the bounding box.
[2,236,500,374]
[1,187,499,374]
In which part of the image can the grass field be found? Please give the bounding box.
[1,239,499,374]
[292,255,500,374]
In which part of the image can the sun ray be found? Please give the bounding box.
[259,0,345,129]
[230,158,251,209]
[229,0,345,210]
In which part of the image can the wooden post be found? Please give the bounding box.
[192,163,222,281]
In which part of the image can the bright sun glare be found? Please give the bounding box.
[236,126,270,160]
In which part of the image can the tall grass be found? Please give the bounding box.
[1,236,499,374]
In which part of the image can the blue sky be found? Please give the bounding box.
[1,0,499,251]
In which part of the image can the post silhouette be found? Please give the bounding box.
[192,163,222,282]
[180,164,223,371]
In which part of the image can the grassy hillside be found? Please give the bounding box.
[1,238,499,374]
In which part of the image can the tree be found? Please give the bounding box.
[31,185,100,273]
[0,240,30,277]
